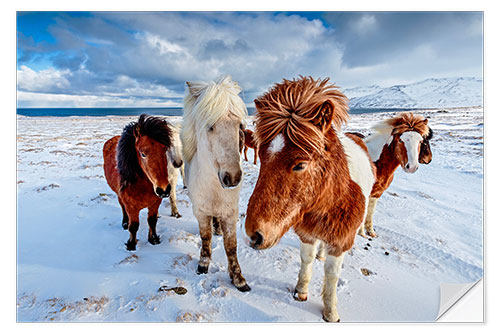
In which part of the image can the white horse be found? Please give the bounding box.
[180,75,250,292]
[166,123,183,218]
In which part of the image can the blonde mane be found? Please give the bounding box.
[254,76,349,155]
[181,75,248,163]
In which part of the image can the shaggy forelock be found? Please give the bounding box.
[181,75,248,163]
[386,112,429,137]
[254,76,349,155]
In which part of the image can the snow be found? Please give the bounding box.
[347,77,483,109]
[16,107,483,322]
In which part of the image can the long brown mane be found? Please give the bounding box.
[254,76,349,155]
[386,112,430,137]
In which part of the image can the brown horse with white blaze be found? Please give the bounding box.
[103,114,173,251]
[245,77,376,322]
[359,113,433,238]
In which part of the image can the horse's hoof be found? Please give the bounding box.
[293,289,308,302]
[171,212,182,218]
[367,231,378,238]
[197,264,209,275]
[122,222,128,230]
[235,283,251,292]
[125,241,136,251]
[148,235,161,245]
[322,314,340,322]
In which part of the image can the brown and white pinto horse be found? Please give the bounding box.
[245,77,375,322]
[359,113,433,238]
[243,129,259,164]
[103,114,173,251]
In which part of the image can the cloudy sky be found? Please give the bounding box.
[16,11,483,108]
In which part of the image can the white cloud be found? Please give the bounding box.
[17,65,71,92]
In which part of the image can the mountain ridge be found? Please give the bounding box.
[343,77,483,109]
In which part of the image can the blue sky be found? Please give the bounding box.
[16,11,483,108]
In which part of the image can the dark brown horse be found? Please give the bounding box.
[245,77,376,322]
[243,129,259,164]
[103,114,173,251]
[360,113,433,237]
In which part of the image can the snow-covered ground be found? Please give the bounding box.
[16,107,483,322]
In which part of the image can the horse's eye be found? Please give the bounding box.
[293,162,307,172]
[140,152,146,158]
[208,126,214,132]
[239,123,244,130]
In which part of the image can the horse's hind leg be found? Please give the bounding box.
[322,252,345,322]
[244,146,249,161]
[119,198,129,230]
[294,239,319,301]
[316,241,326,261]
[147,200,162,245]
[169,188,181,218]
[194,212,213,274]
[221,216,250,292]
[212,217,222,236]
[253,147,258,165]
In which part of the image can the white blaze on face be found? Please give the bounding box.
[400,131,423,173]
[268,134,285,155]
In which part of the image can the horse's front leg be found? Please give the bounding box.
[221,216,251,292]
[125,209,140,251]
[118,197,129,230]
[364,197,379,238]
[294,239,319,301]
[194,212,213,274]
[147,199,162,245]
[322,252,345,322]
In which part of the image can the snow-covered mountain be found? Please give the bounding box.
[344,77,483,109]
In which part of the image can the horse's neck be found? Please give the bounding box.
[316,130,353,204]
[374,143,401,180]
[365,132,393,162]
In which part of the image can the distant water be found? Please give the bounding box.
[16,107,416,117]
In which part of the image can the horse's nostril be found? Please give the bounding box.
[252,231,264,248]
[155,187,164,197]
[223,173,232,187]
[405,163,410,169]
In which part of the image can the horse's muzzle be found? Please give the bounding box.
[249,231,264,250]
[155,184,171,198]
[219,169,242,188]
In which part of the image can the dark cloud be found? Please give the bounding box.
[322,12,483,68]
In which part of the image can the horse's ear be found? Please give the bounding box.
[254,99,263,110]
[318,100,334,132]
[133,123,141,138]
[186,81,204,98]
[423,118,428,125]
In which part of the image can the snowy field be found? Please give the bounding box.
[16,107,483,322]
